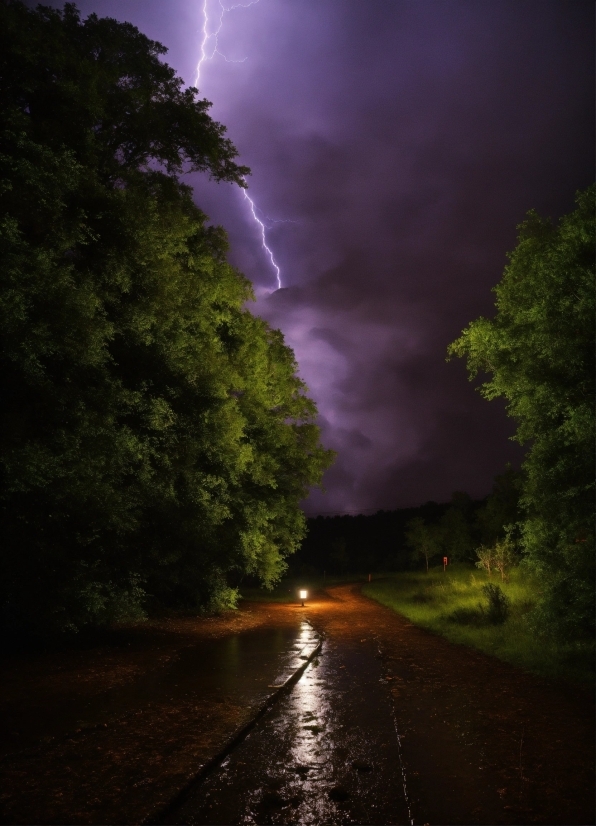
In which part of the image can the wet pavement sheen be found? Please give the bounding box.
[166,634,410,825]
[2,625,315,755]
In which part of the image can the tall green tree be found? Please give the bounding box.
[406,517,441,573]
[475,464,523,547]
[438,491,475,562]
[448,185,595,638]
[0,1,333,635]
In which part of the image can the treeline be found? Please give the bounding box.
[292,465,521,577]
[0,2,333,637]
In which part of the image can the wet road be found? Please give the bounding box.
[1,624,316,756]
[163,633,411,825]
[2,589,592,825]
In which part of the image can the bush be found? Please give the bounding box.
[482,583,510,624]
[448,605,484,625]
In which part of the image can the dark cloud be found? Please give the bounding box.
[47,0,594,513]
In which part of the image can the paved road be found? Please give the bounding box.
[1,586,592,825]
[165,633,411,825]
[162,585,594,826]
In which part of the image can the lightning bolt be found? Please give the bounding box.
[195,0,284,291]
[241,184,281,289]
[195,0,258,86]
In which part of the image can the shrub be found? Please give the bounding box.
[482,583,510,624]
[448,606,484,625]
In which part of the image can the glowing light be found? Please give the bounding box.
[195,0,284,290]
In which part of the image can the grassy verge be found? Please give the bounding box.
[362,565,594,683]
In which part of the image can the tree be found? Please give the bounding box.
[330,537,348,575]
[475,545,496,579]
[0,2,249,185]
[476,464,523,546]
[493,532,517,583]
[406,518,441,573]
[475,532,516,583]
[448,185,595,638]
[0,2,333,635]
[439,491,475,562]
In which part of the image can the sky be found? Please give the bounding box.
[44,0,595,514]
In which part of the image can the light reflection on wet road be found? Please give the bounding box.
[166,628,410,825]
[1,622,316,756]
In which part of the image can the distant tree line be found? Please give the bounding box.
[0,2,333,638]
[293,464,521,577]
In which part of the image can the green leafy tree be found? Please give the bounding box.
[0,1,249,185]
[439,491,475,562]
[449,185,595,638]
[475,545,496,579]
[475,532,516,583]
[476,464,523,546]
[0,2,333,635]
[406,517,441,573]
[493,532,517,583]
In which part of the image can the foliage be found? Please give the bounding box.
[329,537,348,574]
[294,495,489,576]
[438,492,476,562]
[239,572,366,604]
[475,545,496,579]
[0,2,333,635]
[481,582,510,624]
[363,568,594,682]
[475,464,523,546]
[295,501,451,576]
[405,517,442,572]
[493,531,517,582]
[448,186,595,639]
[0,1,249,184]
[475,531,516,582]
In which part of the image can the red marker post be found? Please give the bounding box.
[443,556,448,572]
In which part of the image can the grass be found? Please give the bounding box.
[362,564,594,683]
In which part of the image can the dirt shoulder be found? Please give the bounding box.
[306,585,595,826]
[0,587,593,825]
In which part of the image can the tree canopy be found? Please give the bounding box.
[0,1,249,184]
[0,1,333,636]
[448,185,595,638]
[405,517,442,573]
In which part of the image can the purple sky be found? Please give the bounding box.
[46,0,595,514]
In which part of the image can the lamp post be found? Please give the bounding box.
[299,589,308,607]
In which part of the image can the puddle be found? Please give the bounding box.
[166,637,411,825]
[0,622,318,755]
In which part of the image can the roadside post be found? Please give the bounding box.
[443,556,448,572]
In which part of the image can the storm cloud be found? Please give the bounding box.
[45,0,594,513]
